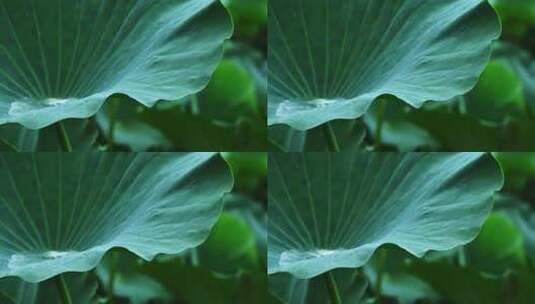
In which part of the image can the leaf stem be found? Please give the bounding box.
[55,274,73,304]
[55,121,72,152]
[0,139,20,152]
[190,95,200,115]
[108,251,118,303]
[374,249,387,303]
[458,246,467,267]
[108,100,120,145]
[323,271,342,304]
[190,247,199,266]
[268,138,289,152]
[322,122,340,152]
[374,98,386,149]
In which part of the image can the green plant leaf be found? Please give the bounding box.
[96,97,172,151]
[493,43,535,109]
[96,249,171,304]
[466,212,526,273]
[410,259,535,303]
[408,261,503,304]
[197,59,258,123]
[221,42,267,115]
[0,152,233,282]
[222,0,267,25]
[0,0,232,129]
[222,152,267,191]
[268,0,501,130]
[466,60,526,123]
[268,152,503,279]
[221,0,267,36]
[363,99,437,151]
[494,153,535,190]
[494,194,535,259]
[198,212,260,275]
[363,246,439,304]
[99,98,267,151]
[406,107,535,151]
[223,193,268,260]
[490,0,535,25]
[141,258,275,304]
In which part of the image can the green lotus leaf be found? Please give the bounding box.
[408,261,503,304]
[96,97,172,151]
[466,212,526,273]
[0,0,232,129]
[222,0,267,36]
[98,97,267,151]
[494,194,535,259]
[363,246,439,304]
[223,193,268,260]
[268,152,503,279]
[406,107,535,151]
[494,153,535,190]
[221,0,267,25]
[493,43,535,108]
[96,249,171,304]
[197,59,259,123]
[363,100,438,151]
[268,0,501,130]
[222,152,267,191]
[197,212,260,275]
[410,259,535,303]
[465,60,526,124]
[0,152,233,282]
[140,258,275,304]
[490,0,535,25]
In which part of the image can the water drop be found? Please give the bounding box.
[8,101,36,115]
[42,250,70,259]
[275,98,346,117]
[44,98,69,106]
[7,250,77,269]
[280,248,344,264]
